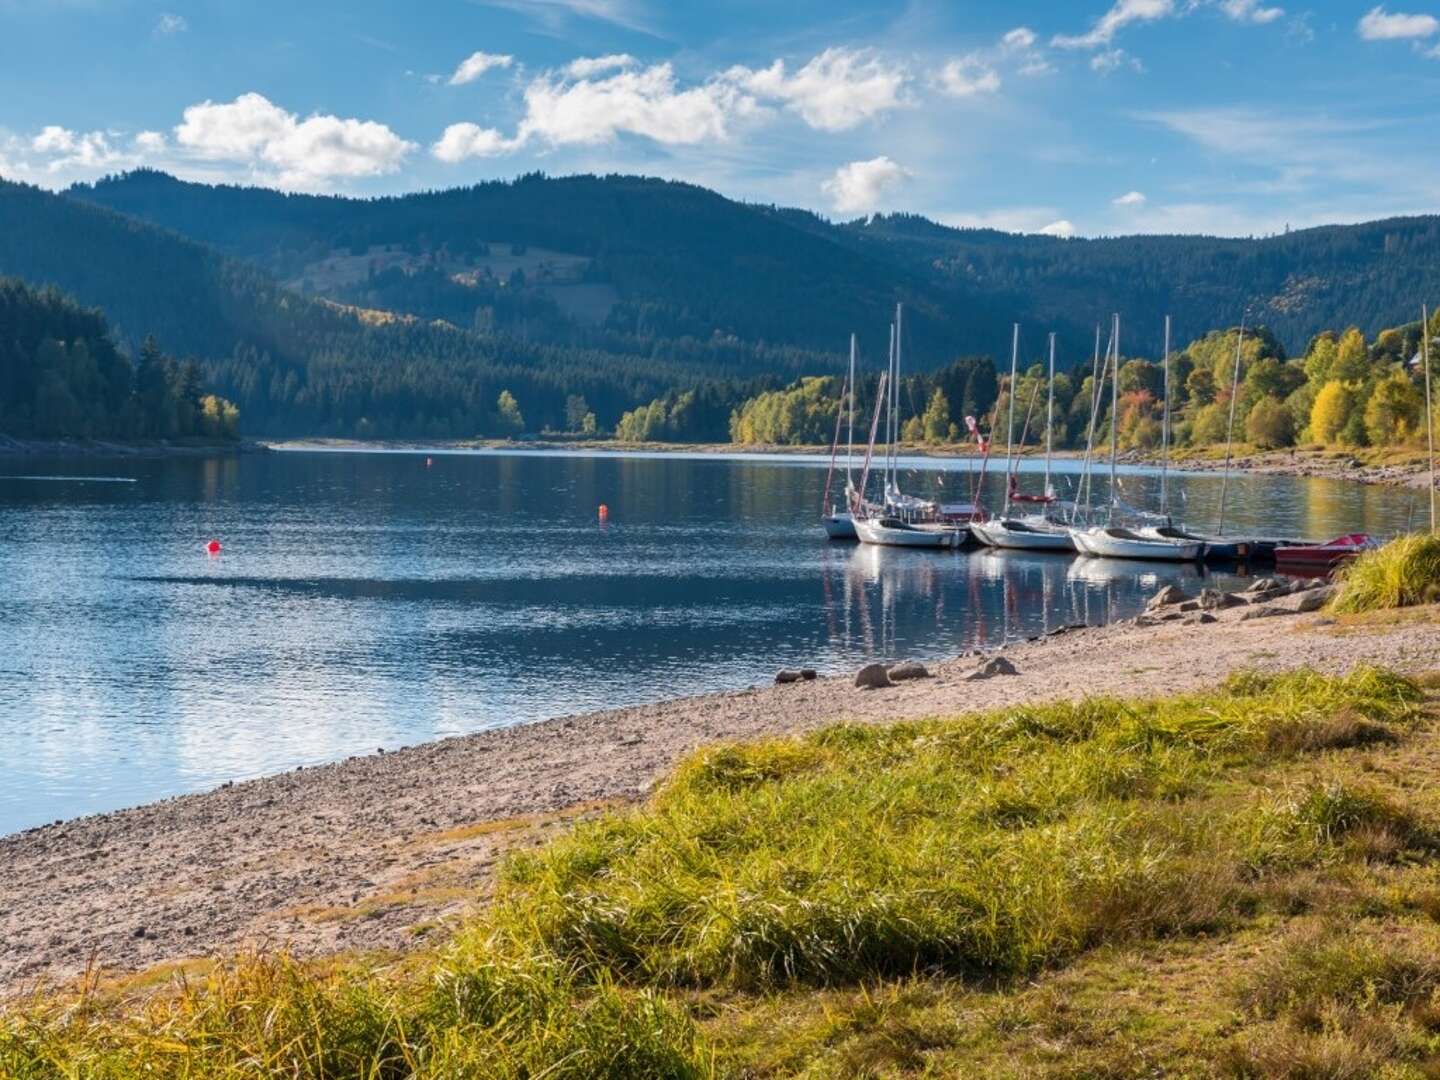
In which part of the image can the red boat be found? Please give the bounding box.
[1272,533,1378,573]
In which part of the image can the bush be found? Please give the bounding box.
[1330,533,1440,613]
[1246,397,1295,449]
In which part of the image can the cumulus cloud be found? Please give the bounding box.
[154,12,187,35]
[1053,0,1174,48]
[936,57,1000,97]
[1219,0,1284,24]
[822,156,911,215]
[1113,190,1147,205]
[30,126,129,171]
[1039,219,1077,238]
[432,122,517,161]
[449,51,514,85]
[134,130,166,153]
[726,48,908,132]
[565,53,635,77]
[1357,6,1439,39]
[175,93,415,188]
[432,47,910,163]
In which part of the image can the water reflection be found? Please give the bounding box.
[0,449,1421,834]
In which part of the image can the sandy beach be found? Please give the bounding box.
[5,582,1439,995]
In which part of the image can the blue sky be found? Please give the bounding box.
[1,0,1437,236]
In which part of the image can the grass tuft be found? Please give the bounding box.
[1330,532,1440,614]
[495,667,1424,991]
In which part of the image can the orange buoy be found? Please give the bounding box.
[598,504,609,522]
[206,539,222,555]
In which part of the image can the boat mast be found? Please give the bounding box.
[1160,314,1171,518]
[1108,313,1119,523]
[1002,322,1019,516]
[885,321,896,498]
[855,372,889,517]
[1073,322,1107,524]
[893,302,904,498]
[1045,331,1056,499]
[1216,319,1246,537]
[1425,305,1436,532]
[846,332,857,496]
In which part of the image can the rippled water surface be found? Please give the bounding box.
[0,448,1422,834]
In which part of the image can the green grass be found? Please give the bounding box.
[3,666,1437,1078]
[1331,533,1440,614]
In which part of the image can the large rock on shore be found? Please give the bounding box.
[1297,585,1338,613]
[888,661,931,682]
[1147,584,1188,609]
[966,656,1019,681]
[1198,588,1245,610]
[855,663,892,690]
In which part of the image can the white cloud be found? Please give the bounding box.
[522,62,738,145]
[566,53,635,77]
[435,61,740,160]
[134,130,166,153]
[432,122,516,161]
[1040,219,1077,238]
[1091,47,1142,72]
[1001,26,1037,50]
[433,47,910,163]
[30,126,128,171]
[448,51,514,85]
[936,57,1000,97]
[725,48,908,132]
[154,12,186,35]
[1113,190,1147,205]
[1219,0,1284,24]
[1053,0,1174,48]
[822,156,911,215]
[1357,6,1439,40]
[175,93,415,188]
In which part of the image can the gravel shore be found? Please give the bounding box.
[4,587,1438,994]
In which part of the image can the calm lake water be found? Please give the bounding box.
[0,448,1423,835]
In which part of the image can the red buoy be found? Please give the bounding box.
[598,504,609,522]
[206,539,222,555]
[425,457,433,468]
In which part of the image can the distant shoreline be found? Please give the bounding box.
[268,437,1439,491]
[0,435,268,458]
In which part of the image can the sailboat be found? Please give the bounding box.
[1135,319,1307,560]
[1069,314,1204,561]
[853,305,969,548]
[972,329,1076,552]
[822,334,860,540]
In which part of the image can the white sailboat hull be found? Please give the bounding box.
[855,518,968,548]
[1070,526,1204,561]
[972,518,1076,552]
[822,512,858,540]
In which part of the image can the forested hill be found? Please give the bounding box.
[0,277,237,440]
[834,212,1440,355]
[68,169,995,359]
[0,178,818,437]
[70,169,1440,358]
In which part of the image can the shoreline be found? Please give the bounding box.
[5,585,1440,994]
[268,437,1440,491]
[0,435,268,458]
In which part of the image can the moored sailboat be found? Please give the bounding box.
[1069,313,1204,561]
[973,330,1075,552]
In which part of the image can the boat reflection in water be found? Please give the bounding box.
[822,542,1260,660]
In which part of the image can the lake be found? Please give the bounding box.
[0,447,1422,835]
